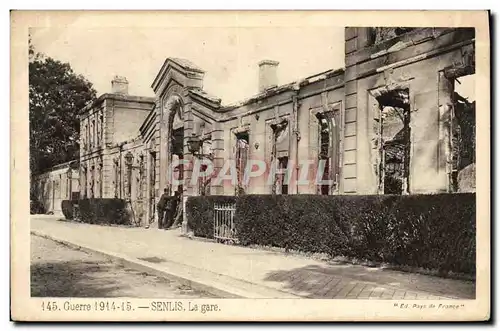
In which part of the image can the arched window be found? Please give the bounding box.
[164,95,184,194]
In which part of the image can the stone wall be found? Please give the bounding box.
[112,99,153,144]
[32,161,79,215]
[344,27,475,194]
[61,33,476,228]
[211,70,345,195]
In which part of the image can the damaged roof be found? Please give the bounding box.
[219,67,345,112]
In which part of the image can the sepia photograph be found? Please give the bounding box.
[11,10,490,322]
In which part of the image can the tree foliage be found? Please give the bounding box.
[29,40,96,175]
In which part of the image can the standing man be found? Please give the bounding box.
[170,189,183,229]
[164,190,178,229]
[156,188,169,229]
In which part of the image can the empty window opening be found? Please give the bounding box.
[270,121,289,195]
[137,155,145,200]
[451,74,476,192]
[235,131,249,195]
[81,166,87,199]
[171,128,184,156]
[92,119,96,149]
[125,153,134,198]
[199,163,209,196]
[315,111,340,195]
[90,165,95,198]
[98,161,103,198]
[376,88,411,195]
[113,159,120,198]
[275,156,289,195]
[170,127,184,192]
[149,151,156,219]
[99,113,104,146]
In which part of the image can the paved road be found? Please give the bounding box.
[30,234,218,298]
[31,217,476,300]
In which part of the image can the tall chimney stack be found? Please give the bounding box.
[258,60,279,92]
[111,75,129,95]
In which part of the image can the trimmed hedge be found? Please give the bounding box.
[61,200,77,220]
[236,194,476,274]
[187,193,476,275]
[78,198,131,225]
[186,195,238,238]
[30,199,46,215]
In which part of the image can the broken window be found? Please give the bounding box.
[96,117,100,147]
[315,111,340,195]
[81,165,87,199]
[99,112,104,146]
[138,155,145,200]
[98,160,103,198]
[89,120,94,150]
[171,128,184,155]
[451,74,476,192]
[125,153,134,199]
[82,124,88,151]
[113,158,120,198]
[149,150,156,219]
[376,88,411,195]
[270,121,289,195]
[170,127,184,193]
[92,119,96,149]
[276,156,289,195]
[235,131,249,195]
[90,165,95,198]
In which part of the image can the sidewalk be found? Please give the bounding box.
[30,216,475,300]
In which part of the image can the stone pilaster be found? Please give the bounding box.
[182,101,195,235]
[210,121,225,195]
[438,71,454,192]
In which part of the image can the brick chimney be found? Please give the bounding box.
[258,60,279,92]
[111,75,129,95]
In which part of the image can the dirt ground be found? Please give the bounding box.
[30,234,217,298]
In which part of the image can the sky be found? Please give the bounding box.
[31,27,345,104]
[30,26,474,104]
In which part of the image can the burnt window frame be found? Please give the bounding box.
[234,130,250,196]
[442,70,476,193]
[374,88,412,195]
[311,104,342,196]
[269,119,289,195]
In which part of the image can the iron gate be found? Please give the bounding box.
[214,202,238,243]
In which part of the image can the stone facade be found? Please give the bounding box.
[31,160,80,216]
[78,76,155,225]
[344,27,475,194]
[33,27,476,226]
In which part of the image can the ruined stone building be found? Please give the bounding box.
[33,27,476,221]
